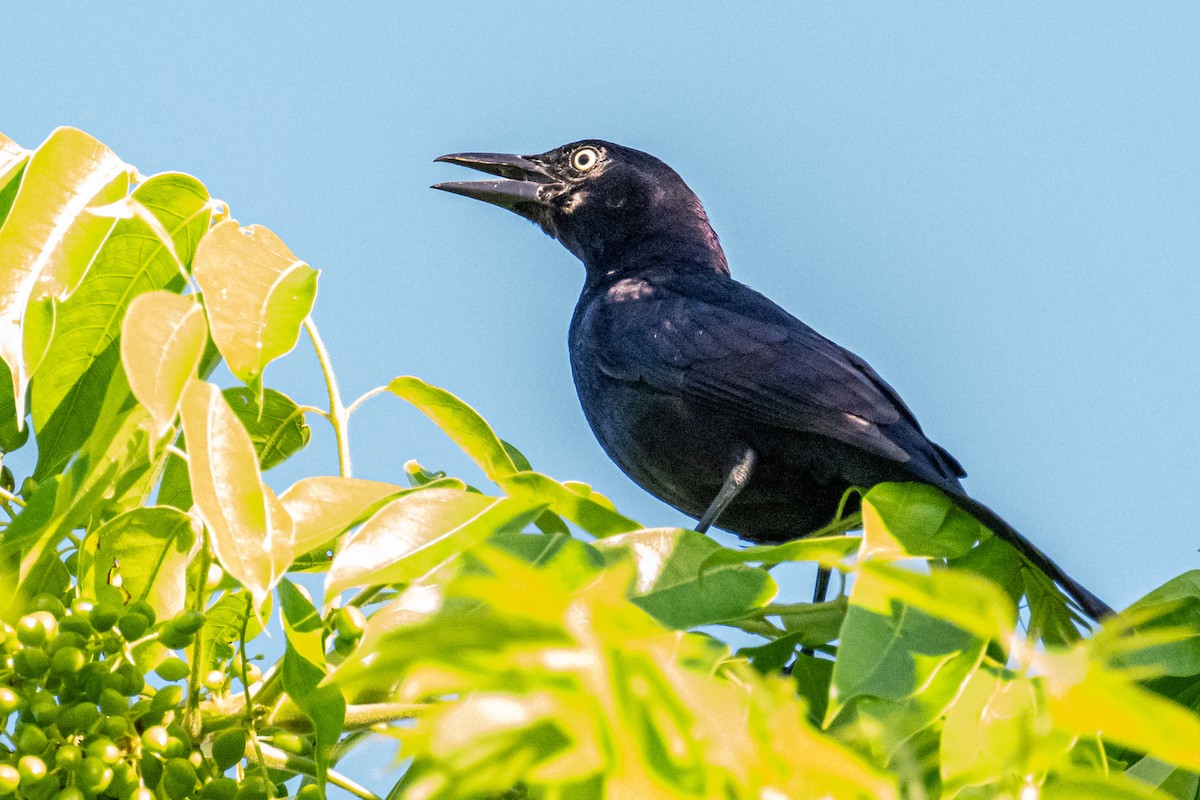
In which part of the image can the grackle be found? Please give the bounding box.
[434,140,1112,623]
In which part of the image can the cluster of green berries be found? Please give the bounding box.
[0,592,268,800]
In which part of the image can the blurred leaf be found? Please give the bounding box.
[498,471,640,537]
[90,506,197,619]
[326,489,545,597]
[222,387,310,470]
[180,379,292,610]
[193,220,317,401]
[157,443,191,510]
[941,667,1072,793]
[698,533,862,573]
[488,532,605,588]
[387,375,518,479]
[594,528,777,629]
[1117,571,1200,677]
[278,475,408,555]
[1125,756,1200,799]
[862,482,982,560]
[1043,772,1178,799]
[121,291,207,444]
[790,652,835,725]
[33,172,212,478]
[1040,646,1200,771]
[278,580,344,789]
[0,127,131,418]
[948,534,1025,611]
[0,358,28,452]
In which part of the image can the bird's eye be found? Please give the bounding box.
[572,147,600,172]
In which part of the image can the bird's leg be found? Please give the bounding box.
[811,567,832,604]
[696,448,757,533]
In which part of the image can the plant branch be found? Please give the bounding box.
[304,317,352,478]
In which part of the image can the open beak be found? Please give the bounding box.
[433,152,559,219]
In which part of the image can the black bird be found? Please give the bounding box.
[434,140,1112,622]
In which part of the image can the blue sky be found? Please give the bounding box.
[4,3,1199,784]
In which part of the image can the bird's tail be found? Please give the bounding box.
[952,494,1114,624]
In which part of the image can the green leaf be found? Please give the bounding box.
[221,387,310,470]
[325,489,545,597]
[279,580,345,790]
[121,292,207,444]
[594,528,777,629]
[698,533,862,574]
[1125,756,1200,799]
[861,482,982,560]
[1043,772,1180,800]
[32,172,212,478]
[387,375,518,480]
[498,471,641,537]
[202,590,270,670]
[90,507,197,619]
[0,127,132,422]
[193,220,317,401]
[1118,571,1200,677]
[487,532,605,588]
[179,379,291,610]
[830,569,986,753]
[0,358,28,452]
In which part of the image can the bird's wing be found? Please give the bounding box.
[592,276,963,477]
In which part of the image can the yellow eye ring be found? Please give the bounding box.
[572,147,600,172]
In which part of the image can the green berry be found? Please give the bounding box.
[142,726,170,755]
[116,663,144,696]
[151,685,184,712]
[162,758,197,800]
[17,755,47,784]
[16,612,56,648]
[30,595,66,619]
[0,686,20,714]
[139,757,162,789]
[86,738,121,766]
[89,605,119,633]
[58,615,92,639]
[0,765,18,795]
[296,785,322,800]
[15,724,48,755]
[128,788,155,800]
[155,658,190,683]
[201,778,237,800]
[50,646,86,677]
[98,687,129,715]
[211,729,246,771]
[158,628,194,650]
[56,744,83,771]
[29,694,59,725]
[100,714,130,740]
[13,648,50,679]
[233,776,268,800]
[202,670,225,691]
[127,602,157,627]
[53,788,85,800]
[75,757,113,794]
[116,612,149,642]
[169,610,205,635]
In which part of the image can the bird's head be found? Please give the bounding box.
[434,140,728,277]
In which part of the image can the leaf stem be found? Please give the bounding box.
[303,317,351,478]
[240,594,270,778]
[255,742,381,800]
[0,486,26,508]
[183,535,212,738]
[346,386,388,417]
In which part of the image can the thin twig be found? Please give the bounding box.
[303,317,352,478]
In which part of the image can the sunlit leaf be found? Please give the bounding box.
[1124,756,1200,799]
[121,291,207,445]
[498,471,640,537]
[278,580,344,789]
[90,506,198,619]
[32,173,212,478]
[594,528,777,628]
[1043,771,1179,799]
[1117,571,1200,678]
[221,387,310,470]
[862,482,982,560]
[278,475,408,555]
[1040,647,1200,771]
[179,379,292,609]
[202,590,271,670]
[0,127,132,419]
[387,375,518,480]
[326,489,544,597]
[698,533,862,573]
[0,132,29,190]
[193,220,317,401]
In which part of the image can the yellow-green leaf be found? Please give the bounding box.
[1040,647,1200,771]
[278,475,409,554]
[90,506,199,619]
[0,133,28,187]
[193,220,317,400]
[0,127,132,418]
[498,471,640,537]
[122,291,207,444]
[387,375,518,480]
[180,379,292,609]
[326,489,544,597]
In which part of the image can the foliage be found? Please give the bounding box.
[0,127,1197,800]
